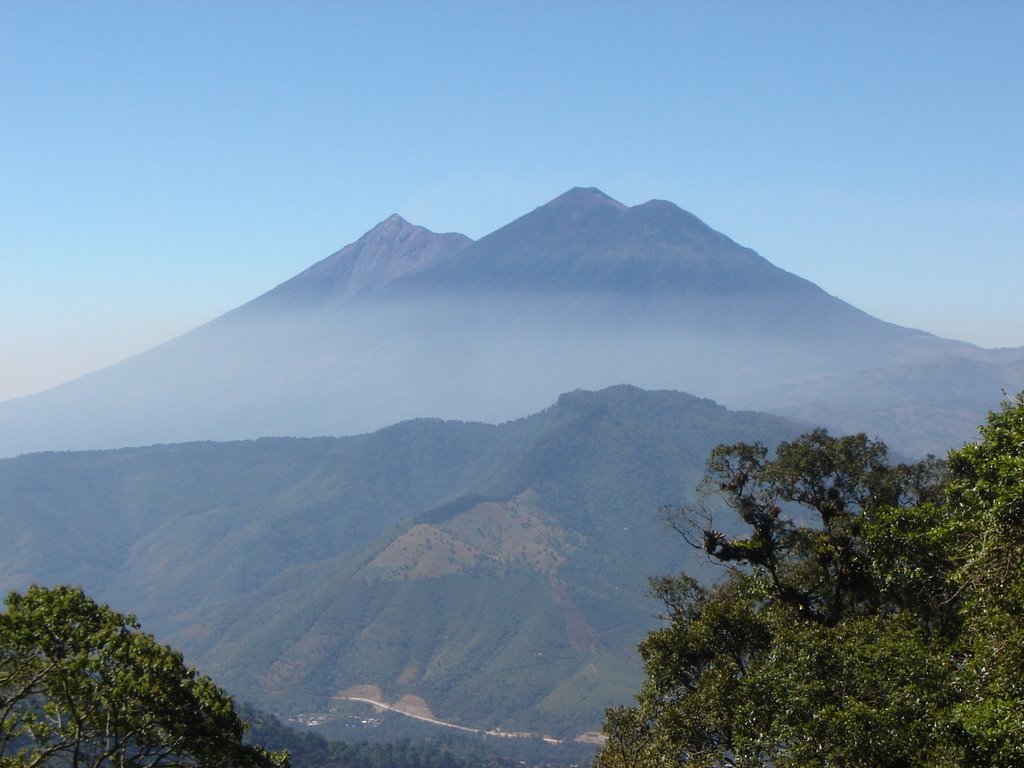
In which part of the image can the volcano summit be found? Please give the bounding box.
[0,188,1019,457]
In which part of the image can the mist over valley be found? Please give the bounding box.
[1,188,1018,458]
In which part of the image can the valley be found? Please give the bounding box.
[0,386,804,738]
[326,685,582,745]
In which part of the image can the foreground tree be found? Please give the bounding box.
[600,429,964,767]
[603,397,1024,766]
[0,585,287,768]
[947,393,1024,765]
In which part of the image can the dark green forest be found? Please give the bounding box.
[240,706,512,768]
[0,586,287,768]
[598,394,1024,767]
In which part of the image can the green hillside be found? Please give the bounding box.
[0,386,803,739]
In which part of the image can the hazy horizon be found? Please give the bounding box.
[3,3,1023,401]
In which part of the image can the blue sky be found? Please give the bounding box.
[2,1,1022,401]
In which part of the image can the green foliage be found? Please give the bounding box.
[0,585,286,768]
[860,500,960,639]
[603,397,1024,766]
[947,393,1024,766]
[736,611,959,767]
[603,428,964,767]
[670,429,945,628]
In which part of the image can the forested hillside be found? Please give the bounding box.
[0,386,802,738]
[600,394,1024,767]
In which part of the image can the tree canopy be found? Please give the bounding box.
[600,394,1024,767]
[0,585,287,768]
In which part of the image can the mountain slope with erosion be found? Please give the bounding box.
[0,386,803,737]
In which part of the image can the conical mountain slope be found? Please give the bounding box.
[241,214,472,312]
[0,187,1017,457]
[381,188,907,338]
[390,186,805,298]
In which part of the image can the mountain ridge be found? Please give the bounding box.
[382,186,797,299]
[0,187,1019,457]
[0,385,805,738]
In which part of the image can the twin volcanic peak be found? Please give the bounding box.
[239,185,915,360]
[402,186,791,297]
[247,186,811,306]
[0,185,1017,458]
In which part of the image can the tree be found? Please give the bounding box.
[600,429,963,767]
[946,393,1024,766]
[0,585,287,768]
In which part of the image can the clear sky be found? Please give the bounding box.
[2,1,1022,402]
